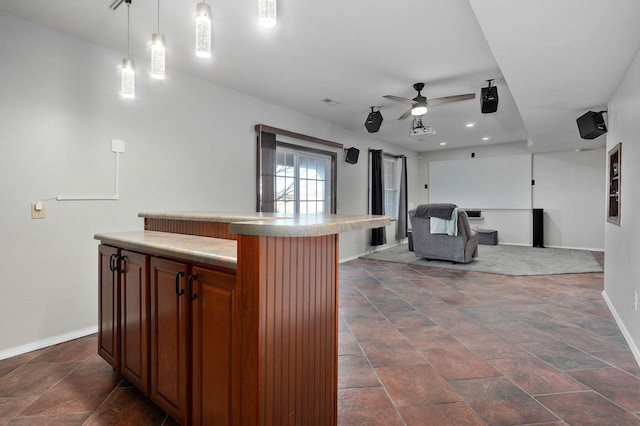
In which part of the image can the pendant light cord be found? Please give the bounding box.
[126,1,130,58]
[157,0,160,33]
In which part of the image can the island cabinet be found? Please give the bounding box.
[119,250,150,394]
[149,258,189,422]
[98,245,120,369]
[149,258,238,425]
[98,241,239,425]
[190,266,239,425]
[96,212,390,425]
[98,245,149,393]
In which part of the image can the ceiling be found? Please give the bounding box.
[1,0,639,153]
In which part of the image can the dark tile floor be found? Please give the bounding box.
[2,253,640,425]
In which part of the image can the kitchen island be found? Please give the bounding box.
[95,212,389,425]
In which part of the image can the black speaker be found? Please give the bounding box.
[345,147,360,164]
[533,208,544,248]
[364,110,383,133]
[577,111,607,139]
[481,86,499,113]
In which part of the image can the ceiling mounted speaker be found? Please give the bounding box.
[481,87,498,113]
[481,79,498,113]
[345,147,360,164]
[577,111,607,139]
[364,108,383,133]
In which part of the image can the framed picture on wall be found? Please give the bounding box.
[607,142,621,225]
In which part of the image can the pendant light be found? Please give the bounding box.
[258,0,277,29]
[195,2,212,58]
[121,0,135,98]
[150,0,165,79]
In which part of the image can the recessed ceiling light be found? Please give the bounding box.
[440,142,447,146]
[465,123,475,128]
[482,137,490,141]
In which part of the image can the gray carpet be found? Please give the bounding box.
[359,243,603,276]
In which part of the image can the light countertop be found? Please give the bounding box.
[96,213,390,267]
[139,212,390,237]
[94,231,238,270]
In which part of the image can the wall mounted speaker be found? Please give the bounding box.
[345,147,360,164]
[576,111,607,139]
[481,86,499,113]
[364,110,383,133]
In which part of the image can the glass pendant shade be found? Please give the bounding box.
[411,102,428,116]
[195,3,212,58]
[258,0,277,29]
[121,58,135,98]
[151,33,165,79]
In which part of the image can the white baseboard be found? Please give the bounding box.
[339,253,362,263]
[493,243,604,252]
[602,290,640,367]
[545,244,605,252]
[0,326,98,361]
[339,241,406,264]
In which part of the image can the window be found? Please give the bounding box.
[384,156,400,220]
[257,128,337,214]
[275,147,332,214]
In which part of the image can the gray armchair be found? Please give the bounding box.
[409,206,478,264]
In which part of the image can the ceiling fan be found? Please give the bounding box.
[384,82,476,120]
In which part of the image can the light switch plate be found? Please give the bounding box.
[31,202,46,219]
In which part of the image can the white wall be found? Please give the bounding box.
[418,142,605,249]
[604,44,640,364]
[0,15,419,357]
[533,149,605,250]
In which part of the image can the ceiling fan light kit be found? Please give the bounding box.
[384,82,475,120]
[411,102,428,116]
[410,82,428,116]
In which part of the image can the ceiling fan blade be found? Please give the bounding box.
[397,108,413,120]
[427,93,476,106]
[383,95,416,106]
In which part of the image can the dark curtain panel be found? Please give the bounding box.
[258,131,276,212]
[396,155,408,240]
[370,150,387,246]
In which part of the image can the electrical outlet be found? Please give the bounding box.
[634,291,638,311]
[31,202,46,219]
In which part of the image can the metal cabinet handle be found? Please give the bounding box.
[109,253,118,272]
[117,255,127,274]
[175,271,184,296]
[188,274,198,301]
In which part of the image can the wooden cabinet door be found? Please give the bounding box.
[150,257,190,424]
[98,244,120,370]
[190,267,238,425]
[120,250,150,394]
